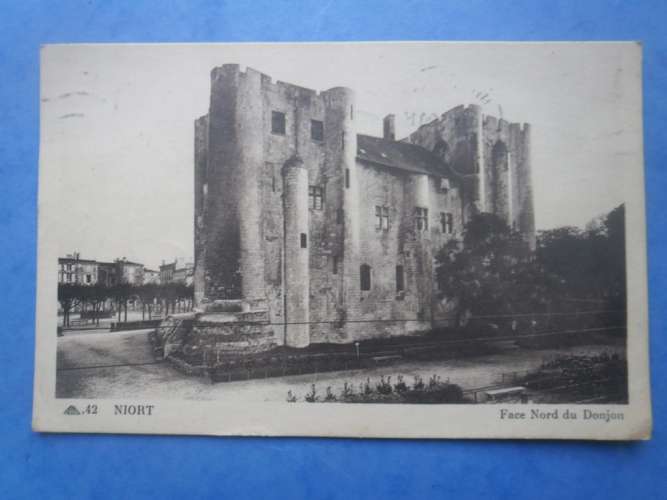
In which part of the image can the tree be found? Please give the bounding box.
[137,283,158,320]
[110,283,133,323]
[435,213,538,326]
[538,204,625,306]
[57,284,82,327]
[81,284,109,326]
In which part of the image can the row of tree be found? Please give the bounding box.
[57,282,194,327]
[435,204,626,331]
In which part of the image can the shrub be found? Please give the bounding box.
[376,376,393,395]
[413,375,425,391]
[394,375,408,393]
[341,382,354,398]
[305,384,318,403]
[363,378,373,396]
[428,374,442,389]
[286,390,297,403]
[325,386,336,402]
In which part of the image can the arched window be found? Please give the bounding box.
[360,264,371,291]
[491,141,510,217]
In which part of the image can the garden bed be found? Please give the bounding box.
[287,374,469,404]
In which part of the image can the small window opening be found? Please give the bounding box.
[271,111,286,135]
[360,264,371,291]
[440,212,453,234]
[311,120,324,141]
[300,233,307,248]
[396,265,404,292]
[375,206,389,230]
[415,207,429,231]
[309,186,324,210]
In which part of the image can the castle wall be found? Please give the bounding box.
[197,67,533,349]
[482,116,536,249]
[406,105,483,223]
[315,162,464,343]
[407,104,536,250]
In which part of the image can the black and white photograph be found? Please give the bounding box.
[33,42,650,439]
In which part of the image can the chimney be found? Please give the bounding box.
[383,114,396,141]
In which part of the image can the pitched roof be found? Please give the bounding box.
[58,257,97,264]
[356,134,446,177]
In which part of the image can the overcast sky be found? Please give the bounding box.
[41,42,642,270]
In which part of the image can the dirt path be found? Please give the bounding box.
[56,330,624,402]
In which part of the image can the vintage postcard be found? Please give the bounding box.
[33,42,651,439]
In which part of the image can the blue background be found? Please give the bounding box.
[1,1,665,498]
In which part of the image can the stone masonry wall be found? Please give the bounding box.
[407,104,535,250]
[196,67,533,349]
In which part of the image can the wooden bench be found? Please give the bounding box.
[484,386,526,401]
[370,355,402,365]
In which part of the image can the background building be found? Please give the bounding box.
[115,258,145,285]
[143,268,160,284]
[58,254,150,287]
[58,253,99,285]
[160,258,194,285]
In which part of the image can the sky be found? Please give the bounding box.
[40,42,642,270]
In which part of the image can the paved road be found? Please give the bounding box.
[56,329,624,403]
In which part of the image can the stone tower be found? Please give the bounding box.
[194,65,267,303]
[281,155,310,347]
[193,64,360,348]
[406,104,535,250]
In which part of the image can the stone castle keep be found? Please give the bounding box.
[192,64,535,350]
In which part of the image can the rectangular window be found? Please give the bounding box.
[375,206,389,230]
[300,233,307,248]
[415,207,429,231]
[396,265,405,292]
[360,264,371,291]
[271,111,286,135]
[309,186,324,210]
[345,169,350,188]
[440,212,454,234]
[332,256,339,275]
[336,208,344,224]
[85,274,91,284]
[311,119,324,141]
